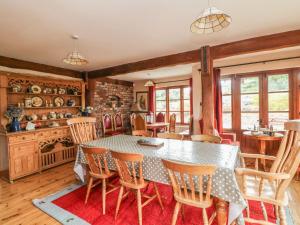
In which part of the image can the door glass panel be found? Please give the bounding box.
[241,113,259,130]
[183,87,190,99]
[268,74,289,92]
[156,101,166,111]
[169,100,180,111]
[241,77,259,93]
[183,112,190,124]
[268,93,289,111]
[169,89,180,100]
[222,113,232,129]
[221,79,231,95]
[156,90,166,100]
[222,95,231,112]
[184,100,190,111]
[241,94,259,111]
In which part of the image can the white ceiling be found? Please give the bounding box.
[0,0,300,72]
[110,46,300,81]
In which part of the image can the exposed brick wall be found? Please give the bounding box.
[89,78,133,136]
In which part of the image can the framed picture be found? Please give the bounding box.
[136,91,148,112]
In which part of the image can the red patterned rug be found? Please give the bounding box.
[51,182,277,225]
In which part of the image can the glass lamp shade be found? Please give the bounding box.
[144,80,154,87]
[130,103,141,112]
[190,7,231,34]
[63,51,88,65]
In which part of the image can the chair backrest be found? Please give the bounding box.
[114,113,123,131]
[102,113,114,134]
[67,117,97,145]
[162,159,216,205]
[156,112,165,123]
[272,120,300,200]
[191,134,221,144]
[189,115,194,135]
[111,151,144,186]
[157,132,183,140]
[130,113,137,130]
[82,146,111,177]
[169,113,176,133]
[134,114,146,130]
[132,130,153,137]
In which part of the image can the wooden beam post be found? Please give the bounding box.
[200,46,214,135]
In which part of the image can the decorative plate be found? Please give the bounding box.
[43,87,52,94]
[11,84,22,93]
[58,88,66,95]
[67,99,75,107]
[31,96,43,107]
[54,97,64,107]
[30,85,42,94]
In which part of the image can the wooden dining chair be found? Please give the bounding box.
[156,112,165,122]
[235,120,300,225]
[157,132,183,140]
[82,146,119,214]
[113,112,124,133]
[162,159,217,225]
[111,151,164,225]
[169,113,176,133]
[191,134,221,144]
[132,130,153,137]
[130,113,137,130]
[67,117,98,145]
[134,114,147,131]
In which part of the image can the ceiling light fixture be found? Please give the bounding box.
[190,0,231,34]
[144,73,155,87]
[63,35,88,66]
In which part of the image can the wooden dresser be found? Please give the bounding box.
[0,71,85,183]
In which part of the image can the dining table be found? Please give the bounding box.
[74,134,246,225]
[146,122,169,137]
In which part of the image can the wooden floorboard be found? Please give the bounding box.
[0,162,299,225]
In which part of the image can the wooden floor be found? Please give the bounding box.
[0,162,300,225]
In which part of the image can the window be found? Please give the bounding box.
[221,71,291,131]
[221,78,232,129]
[267,74,289,130]
[155,86,191,124]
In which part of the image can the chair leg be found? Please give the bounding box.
[102,178,106,215]
[115,186,124,219]
[203,208,208,225]
[85,177,93,204]
[279,206,287,225]
[137,189,143,225]
[171,202,181,225]
[153,182,164,210]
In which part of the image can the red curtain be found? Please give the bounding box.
[189,78,193,116]
[213,68,223,133]
[148,85,155,113]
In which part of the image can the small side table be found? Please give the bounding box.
[146,122,169,137]
[242,131,283,171]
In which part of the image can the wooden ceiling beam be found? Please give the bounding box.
[88,50,200,78]
[0,55,82,79]
[88,29,300,78]
[211,29,300,59]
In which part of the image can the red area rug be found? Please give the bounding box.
[52,182,277,225]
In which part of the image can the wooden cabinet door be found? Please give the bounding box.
[9,141,39,179]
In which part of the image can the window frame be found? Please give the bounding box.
[221,69,294,132]
[155,85,191,125]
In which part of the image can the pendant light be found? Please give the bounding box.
[144,73,154,87]
[190,0,231,34]
[63,35,88,66]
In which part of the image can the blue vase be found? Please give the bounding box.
[10,117,21,132]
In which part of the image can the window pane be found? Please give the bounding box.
[222,95,231,112]
[169,88,180,100]
[222,113,232,129]
[170,112,181,123]
[268,92,289,111]
[221,79,231,95]
[268,74,289,92]
[184,100,190,111]
[183,87,190,99]
[184,112,190,124]
[156,90,166,100]
[241,94,259,111]
[241,113,259,130]
[269,112,289,131]
[241,77,259,93]
[156,101,166,111]
[169,100,180,111]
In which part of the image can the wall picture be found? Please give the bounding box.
[136,91,148,112]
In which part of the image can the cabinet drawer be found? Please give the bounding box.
[36,131,51,139]
[51,128,70,137]
[9,141,37,158]
[8,134,35,143]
